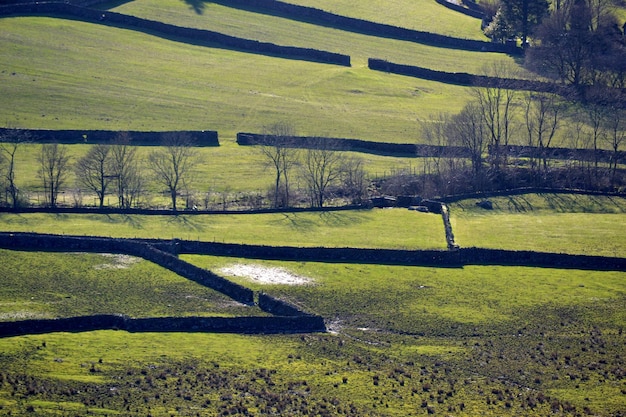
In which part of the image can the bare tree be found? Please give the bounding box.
[604,106,626,187]
[300,139,343,208]
[340,156,368,205]
[38,143,71,208]
[523,92,561,175]
[148,133,198,211]
[259,122,299,208]
[446,103,488,189]
[472,65,518,172]
[75,144,114,208]
[111,133,144,209]
[0,129,29,208]
[585,101,609,175]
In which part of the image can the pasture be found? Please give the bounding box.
[449,193,626,257]
[0,208,448,249]
[0,4,520,142]
[0,247,624,415]
[1,0,625,414]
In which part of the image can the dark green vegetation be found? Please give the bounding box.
[1,0,625,415]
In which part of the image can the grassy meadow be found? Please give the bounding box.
[1,0,625,415]
[109,0,513,69]
[0,208,447,249]
[9,142,425,197]
[0,249,260,321]
[0,4,521,142]
[449,193,626,257]
[0,250,624,415]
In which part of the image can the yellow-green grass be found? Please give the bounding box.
[183,256,626,335]
[449,194,626,257]
[1,256,624,415]
[9,142,428,198]
[279,0,486,41]
[2,15,487,142]
[0,208,448,249]
[108,0,517,71]
[0,249,260,320]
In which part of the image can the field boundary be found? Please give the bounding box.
[0,314,325,338]
[0,232,326,337]
[0,1,351,66]
[1,231,624,271]
[0,128,220,146]
[208,0,518,54]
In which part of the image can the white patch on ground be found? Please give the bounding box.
[0,311,47,320]
[219,264,313,286]
[93,254,141,270]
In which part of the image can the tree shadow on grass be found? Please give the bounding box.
[166,215,206,233]
[318,210,367,227]
[541,193,626,213]
[269,213,317,232]
[504,195,534,212]
[181,0,206,15]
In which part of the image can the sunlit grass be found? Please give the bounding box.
[0,208,448,249]
[0,249,259,320]
[0,15,481,142]
[449,194,626,257]
[279,0,487,40]
[183,255,626,334]
[109,0,515,70]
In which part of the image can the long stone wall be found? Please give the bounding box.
[368,59,575,96]
[237,132,470,158]
[211,0,518,54]
[0,2,350,66]
[0,128,219,147]
[0,314,326,337]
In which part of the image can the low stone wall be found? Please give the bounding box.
[258,293,307,317]
[460,247,626,271]
[434,0,484,19]
[492,144,626,165]
[0,2,350,66]
[0,233,254,304]
[176,240,461,267]
[212,0,517,53]
[368,59,574,96]
[0,314,326,337]
[438,187,626,204]
[0,128,219,146]
[237,132,469,158]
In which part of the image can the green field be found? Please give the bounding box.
[9,142,426,196]
[0,1,523,142]
[449,193,626,257]
[1,0,625,415]
[0,208,447,249]
[0,249,261,320]
[109,0,505,67]
[0,249,624,415]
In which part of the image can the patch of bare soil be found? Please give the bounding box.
[218,264,313,286]
[93,254,141,270]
